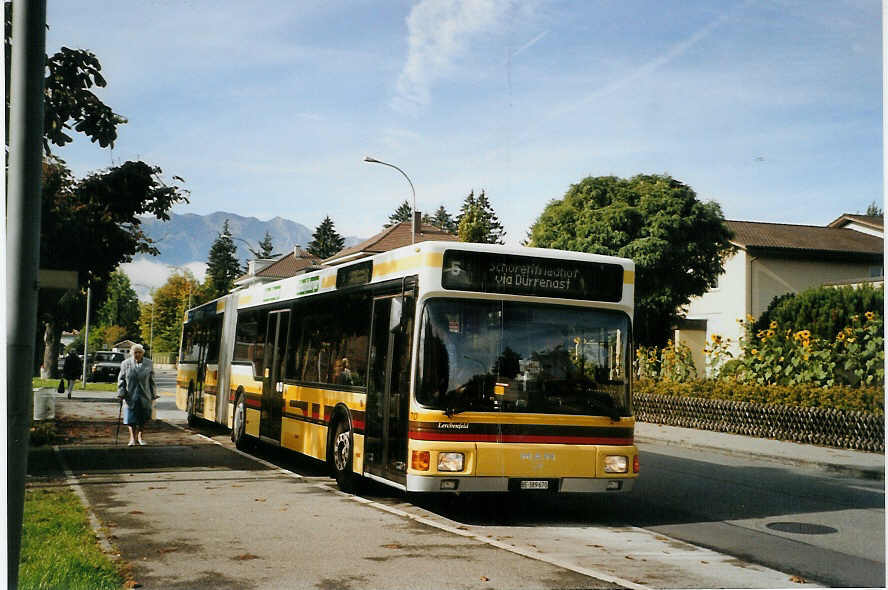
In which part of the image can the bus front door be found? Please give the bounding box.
[193,327,208,415]
[260,310,289,444]
[365,295,413,484]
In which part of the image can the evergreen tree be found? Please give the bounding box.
[865,201,883,217]
[308,216,346,259]
[258,231,275,258]
[456,190,505,244]
[205,219,242,297]
[95,270,141,339]
[423,205,458,233]
[385,200,413,227]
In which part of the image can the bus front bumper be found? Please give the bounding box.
[405,474,635,493]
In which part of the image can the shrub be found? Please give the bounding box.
[635,379,884,415]
[754,284,883,341]
[29,422,57,446]
[635,341,696,382]
[735,312,883,387]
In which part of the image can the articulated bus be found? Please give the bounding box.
[177,241,639,494]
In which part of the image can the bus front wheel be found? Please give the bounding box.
[331,419,355,493]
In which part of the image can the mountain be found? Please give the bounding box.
[137,211,360,266]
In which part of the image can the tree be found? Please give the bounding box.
[308,215,346,259]
[140,270,203,354]
[37,158,189,375]
[423,205,458,233]
[865,201,883,217]
[205,219,242,298]
[258,231,275,258]
[385,200,413,227]
[456,190,505,244]
[527,174,733,347]
[5,2,126,151]
[95,270,140,339]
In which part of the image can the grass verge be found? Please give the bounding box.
[32,378,117,392]
[19,485,124,590]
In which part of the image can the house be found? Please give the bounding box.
[676,214,884,375]
[233,245,323,290]
[112,340,138,354]
[324,213,458,266]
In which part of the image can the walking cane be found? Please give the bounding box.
[115,399,123,446]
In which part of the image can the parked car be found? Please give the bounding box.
[89,351,125,382]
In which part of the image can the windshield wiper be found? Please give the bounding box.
[443,390,468,418]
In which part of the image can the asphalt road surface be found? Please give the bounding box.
[152,368,885,588]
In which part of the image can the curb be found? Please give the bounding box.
[635,435,885,481]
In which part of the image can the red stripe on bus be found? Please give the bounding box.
[408,432,633,445]
[245,398,262,409]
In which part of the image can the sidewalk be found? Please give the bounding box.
[635,421,885,480]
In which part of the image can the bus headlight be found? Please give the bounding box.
[604,455,628,473]
[437,452,464,472]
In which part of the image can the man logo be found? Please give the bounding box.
[520,453,555,461]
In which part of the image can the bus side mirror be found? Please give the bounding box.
[390,295,415,334]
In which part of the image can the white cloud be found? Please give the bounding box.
[119,258,207,301]
[393,0,514,113]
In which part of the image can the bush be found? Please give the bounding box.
[736,312,883,387]
[754,284,883,341]
[635,379,884,415]
[29,422,57,446]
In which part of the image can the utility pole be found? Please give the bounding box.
[6,1,47,587]
[81,285,91,388]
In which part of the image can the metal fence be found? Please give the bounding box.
[634,393,884,452]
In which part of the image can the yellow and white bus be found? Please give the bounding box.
[177,241,639,493]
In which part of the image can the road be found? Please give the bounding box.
[152,368,885,588]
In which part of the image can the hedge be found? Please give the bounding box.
[634,379,884,415]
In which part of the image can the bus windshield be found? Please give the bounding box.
[417,299,631,418]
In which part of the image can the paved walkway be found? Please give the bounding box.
[26,388,884,588]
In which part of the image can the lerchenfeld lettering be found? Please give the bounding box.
[438,422,470,429]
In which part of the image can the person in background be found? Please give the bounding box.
[62,348,82,399]
[116,343,158,446]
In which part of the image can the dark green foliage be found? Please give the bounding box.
[95,270,140,338]
[528,174,734,346]
[308,215,346,259]
[456,190,505,244]
[865,201,883,216]
[258,231,275,258]
[386,200,414,227]
[5,2,126,151]
[205,220,242,298]
[635,379,884,415]
[37,158,188,374]
[423,205,458,233]
[754,284,884,341]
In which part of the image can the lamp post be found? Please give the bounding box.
[363,156,417,244]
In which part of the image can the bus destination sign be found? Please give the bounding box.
[441,250,624,302]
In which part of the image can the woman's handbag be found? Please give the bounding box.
[57,379,65,394]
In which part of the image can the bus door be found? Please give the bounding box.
[260,310,289,443]
[193,326,209,414]
[365,295,413,483]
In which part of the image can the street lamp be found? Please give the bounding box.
[363,156,417,244]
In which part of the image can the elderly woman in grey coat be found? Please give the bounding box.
[117,344,158,446]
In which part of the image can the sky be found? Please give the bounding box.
[46,0,882,266]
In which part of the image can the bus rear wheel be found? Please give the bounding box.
[231,394,249,451]
[331,419,355,493]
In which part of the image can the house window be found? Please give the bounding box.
[870,266,883,278]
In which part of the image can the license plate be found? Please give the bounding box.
[519,480,549,490]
